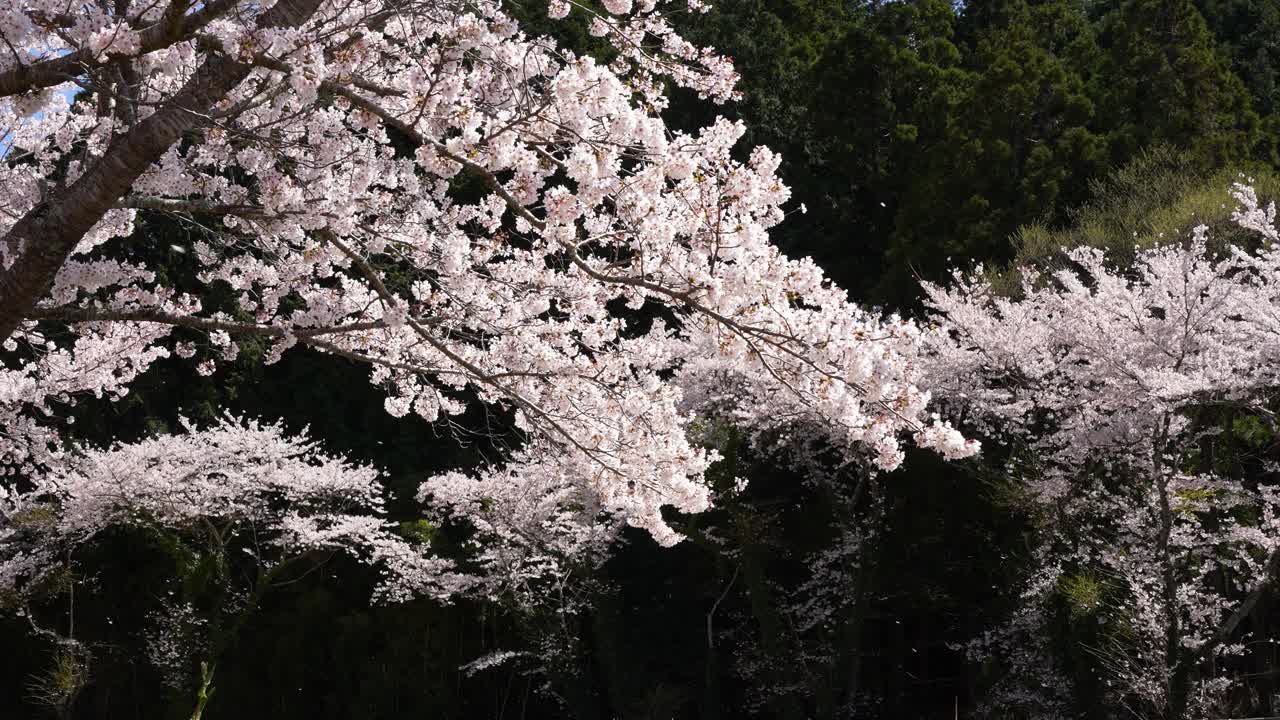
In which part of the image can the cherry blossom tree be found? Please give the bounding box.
[0,415,449,711]
[923,185,1280,719]
[0,0,973,568]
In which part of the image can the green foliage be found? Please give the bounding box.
[1232,414,1274,449]
[26,649,90,713]
[1058,571,1104,619]
[397,519,440,545]
[664,0,1270,309]
[987,147,1280,293]
[10,503,58,532]
[1173,486,1220,517]
[1194,0,1280,156]
[1095,0,1261,167]
[688,417,748,495]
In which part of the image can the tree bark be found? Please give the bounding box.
[739,532,805,720]
[1148,416,1191,720]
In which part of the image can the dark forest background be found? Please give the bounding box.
[8,0,1280,717]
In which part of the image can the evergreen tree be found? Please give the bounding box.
[1095,0,1260,167]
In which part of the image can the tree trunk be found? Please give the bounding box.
[1153,417,1191,720]
[739,531,805,720]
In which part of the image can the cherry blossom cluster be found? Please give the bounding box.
[922,187,1280,717]
[418,449,623,605]
[0,416,451,605]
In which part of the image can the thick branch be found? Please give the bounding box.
[0,0,240,100]
[30,305,468,377]
[115,197,290,217]
[250,53,406,98]
[0,0,324,346]
[29,306,386,338]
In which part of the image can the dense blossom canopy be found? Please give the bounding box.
[0,416,451,603]
[0,0,974,609]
